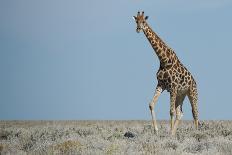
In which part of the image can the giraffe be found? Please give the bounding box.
[133,11,199,135]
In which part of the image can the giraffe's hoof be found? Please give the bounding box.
[153,129,158,135]
[156,131,159,135]
[154,127,158,135]
[169,129,175,136]
[171,131,176,136]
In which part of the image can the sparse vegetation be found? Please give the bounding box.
[0,120,232,154]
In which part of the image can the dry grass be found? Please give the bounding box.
[0,120,232,154]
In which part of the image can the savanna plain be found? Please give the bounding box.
[1,120,232,154]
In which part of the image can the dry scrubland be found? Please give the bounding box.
[1,121,232,154]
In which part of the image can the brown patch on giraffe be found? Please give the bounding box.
[180,77,184,84]
[188,80,192,85]
[163,46,167,51]
[181,67,185,73]
[159,42,163,48]
[182,82,186,86]
[172,76,175,80]
[172,55,176,61]
[168,78,171,84]
[161,52,166,58]
[175,78,178,83]
[173,64,178,69]
[157,49,162,54]
[163,72,168,79]
[154,42,157,47]
[166,50,170,57]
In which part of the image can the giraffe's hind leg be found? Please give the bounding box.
[170,91,177,134]
[171,94,186,135]
[187,82,199,130]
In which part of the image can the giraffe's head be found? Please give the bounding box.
[133,11,149,33]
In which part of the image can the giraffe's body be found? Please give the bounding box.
[133,12,199,135]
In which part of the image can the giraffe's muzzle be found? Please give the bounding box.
[136,28,142,33]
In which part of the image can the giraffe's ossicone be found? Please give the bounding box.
[133,11,199,135]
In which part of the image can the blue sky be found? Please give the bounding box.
[1,0,232,120]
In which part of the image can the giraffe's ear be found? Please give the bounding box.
[145,16,149,20]
[133,16,137,21]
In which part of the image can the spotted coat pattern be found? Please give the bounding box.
[134,12,199,122]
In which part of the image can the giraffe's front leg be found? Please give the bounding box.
[172,105,184,135]
[170,91,177,135]
[149,86,162,134]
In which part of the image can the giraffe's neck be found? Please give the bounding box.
[143,22,178,67]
